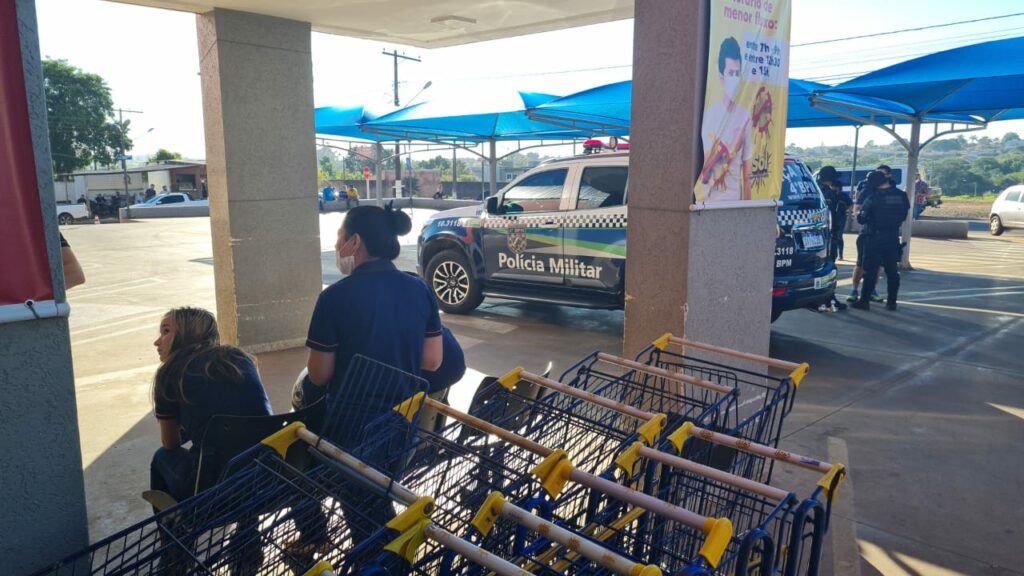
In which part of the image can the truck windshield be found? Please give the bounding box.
[780,161,824,211]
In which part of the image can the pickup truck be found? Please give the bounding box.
[130,193,209,208]
[417,152,836,322]
[56,203,90,225]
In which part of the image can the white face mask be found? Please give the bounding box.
[336,235,356,275]
[723,74,741,102]
[336,253,355,275]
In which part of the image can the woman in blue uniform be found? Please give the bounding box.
[150,307,272,502]
[302,204,442,419]
[296,205,445,556]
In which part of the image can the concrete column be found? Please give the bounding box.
[624,0,775,359]
[0,0,88,571]
[197,9,321,352]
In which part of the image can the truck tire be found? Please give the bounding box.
[426,249,483,314]
[58,212,74,225]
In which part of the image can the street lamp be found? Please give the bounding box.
[395,81,432,198]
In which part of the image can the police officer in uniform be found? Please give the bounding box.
[851,170,909,311]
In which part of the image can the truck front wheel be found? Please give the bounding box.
[426,249,483,314]
[58,213,74,225]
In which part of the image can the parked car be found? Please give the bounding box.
[56,202,89,225]
[130,193,208,208]
[417,151,835,322]
[990,185,1024,235]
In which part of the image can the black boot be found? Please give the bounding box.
[851,298,870,311]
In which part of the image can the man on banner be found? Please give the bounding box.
[700,36,752,202]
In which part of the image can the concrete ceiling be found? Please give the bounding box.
[107,0,634,48]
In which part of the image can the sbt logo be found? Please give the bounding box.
[498,252,602,279]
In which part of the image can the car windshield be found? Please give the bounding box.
[780,161,824,211]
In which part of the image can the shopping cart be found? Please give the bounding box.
[444,366,840,576]
[556,351,740,436]
[634,334,811,470]
[655,422,844,576]
[461,354,735,484]
[278,421,672,576]
[31,446,406,575]
[392,392,736,576]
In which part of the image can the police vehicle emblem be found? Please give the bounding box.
[507,228,527,254]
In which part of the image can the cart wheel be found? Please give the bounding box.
[427,249,483,314]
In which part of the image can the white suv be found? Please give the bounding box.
[990,185,1024,235]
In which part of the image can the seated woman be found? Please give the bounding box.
[302,204,443,432]
[150,307,272,502]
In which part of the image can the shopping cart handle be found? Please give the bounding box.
[698,518,734,569]
[300,561,336,576]
[531,450,575,499]
[260,421,307,459]
[653,332,810,385]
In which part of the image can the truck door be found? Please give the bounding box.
[563,165,628,291]
[481,168,569,286]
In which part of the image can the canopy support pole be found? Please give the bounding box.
[850,125,860,194]
[375,142,383,201]
[488,138,498,197]
[901,119,921,270]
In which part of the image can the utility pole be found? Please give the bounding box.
[116,107,143,221]
[382,48,420,196]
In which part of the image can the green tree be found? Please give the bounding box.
[417,155,451,171]
[148,148,183,163]
[930,138,962,152]
[925,157,992,196]
[43,59,125,175]
[1001,132,1020,144]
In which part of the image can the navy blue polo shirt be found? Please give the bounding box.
[306,259,442,395]
[423,325,466,393]
[155,348,272,454]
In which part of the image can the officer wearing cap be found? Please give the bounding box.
[816,166,852,262]
[851,170,910,311]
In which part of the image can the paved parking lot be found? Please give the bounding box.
[62,214,1023,575]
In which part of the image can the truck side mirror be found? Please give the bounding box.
[486,195,501,214]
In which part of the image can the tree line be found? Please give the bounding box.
[788,132,1024,196]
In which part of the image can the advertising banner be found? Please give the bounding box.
[695,0,792,205]
[1,0,57,322]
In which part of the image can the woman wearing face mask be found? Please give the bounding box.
[150,307,272,502]
[301,204,443,430]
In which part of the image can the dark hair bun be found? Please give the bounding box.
[385,206,412,236]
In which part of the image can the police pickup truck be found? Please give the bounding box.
[417,152,836,321]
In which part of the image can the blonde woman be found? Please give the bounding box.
[150,307,271,501]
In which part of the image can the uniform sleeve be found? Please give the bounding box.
[856,195,875,225]
[423,282,442,338]
[742,113,753,162]
[306,290,340,353]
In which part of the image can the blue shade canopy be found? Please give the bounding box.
[528,80,632,135]
[789,79,979,127]
[530,78,983,132]
[361,90,592,141]
[314,105,396,141]
[829,37,1024,118]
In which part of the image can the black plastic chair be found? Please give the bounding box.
[143,399,326,512]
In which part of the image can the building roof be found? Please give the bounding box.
[70,162,205,177]
[106,0,633,48]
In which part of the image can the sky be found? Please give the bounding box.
[33,0,1024,164]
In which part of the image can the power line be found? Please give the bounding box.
[792,25,1024,71]
[793,11,1024,47]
